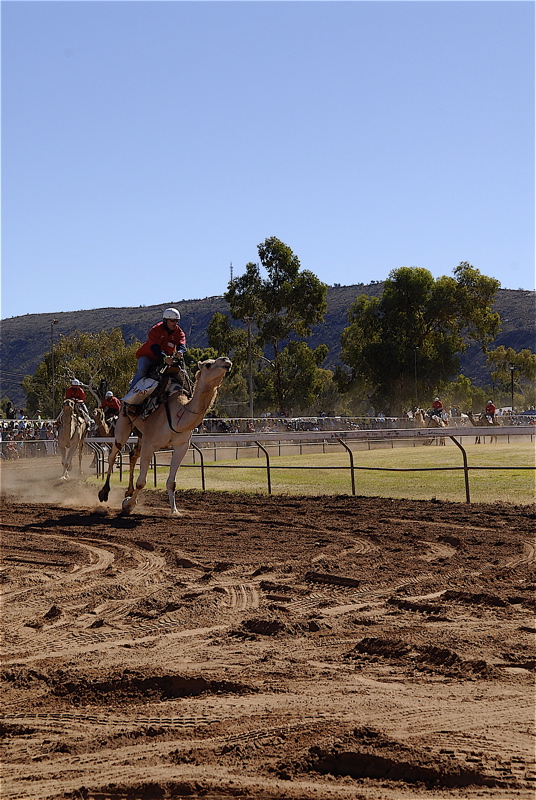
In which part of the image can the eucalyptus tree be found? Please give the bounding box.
[224,237,328,412]
[22,329,138,416]
[339,263,501,414]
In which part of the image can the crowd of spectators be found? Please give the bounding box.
[2,407,534,459]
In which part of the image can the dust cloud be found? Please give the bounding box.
[0,455,115,510]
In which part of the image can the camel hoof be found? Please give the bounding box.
[60,475,68,481]
[122,497,135,515]
[98,488,109,502]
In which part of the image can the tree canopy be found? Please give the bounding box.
[224,237,328,412]
[339,263,501,414]
[22,329,139,417]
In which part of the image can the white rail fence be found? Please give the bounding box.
[85,426,534,504]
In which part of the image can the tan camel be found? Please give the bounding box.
[90,408,113,469]
[413,408,447,445]
[56,399,89,479]
[98,357,232,515]
[467,411,500,444]
[92,407,115,437]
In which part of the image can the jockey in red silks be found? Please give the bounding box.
[65,379,92,424]
[485,400,496,422]
[128,308,187,392]
[431,397,443,418]
[102,391,122,421]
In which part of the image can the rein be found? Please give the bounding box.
[164,388,215,433]
[164,400,201,433]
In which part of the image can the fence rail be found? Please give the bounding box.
[85,426,534,504]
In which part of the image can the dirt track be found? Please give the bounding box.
[1,458,535,800]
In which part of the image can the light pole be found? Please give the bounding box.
[244,317,254,420]
[51,320,58,418]
[509,363,515,412]
[414,347,419,409]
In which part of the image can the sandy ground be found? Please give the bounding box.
[1,457,535,800]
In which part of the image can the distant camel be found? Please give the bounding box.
[98,357,232,516]
[56,399,89,479]
[467,411,500,444]
[413,408,447,446]
[93,407,115,437]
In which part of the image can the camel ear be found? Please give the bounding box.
[198,361,203,370]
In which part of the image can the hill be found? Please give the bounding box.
[1,284,534,408]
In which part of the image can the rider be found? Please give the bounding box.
[485,399,496,423]
[430,396,443,419]
[127,308,187,393]
[65,379,92,425]
[101,391,122,421]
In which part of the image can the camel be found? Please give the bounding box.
[413,408,447,445]
[89,408,114,469]
[56,399,89,479]
[93,407,115,437]
[467,411,500,444]
[98,357,232,516]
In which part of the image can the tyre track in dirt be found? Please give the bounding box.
[1,492,534,800]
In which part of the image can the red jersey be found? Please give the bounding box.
[66,386,86,402]
[102,396,121,412]
[136,322,187,360]
[485,403,496,415]
[432,400,443,412]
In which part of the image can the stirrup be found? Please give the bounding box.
[123,402,141,417]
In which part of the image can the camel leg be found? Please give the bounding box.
[98,440,123,501]
[59,445,69,479]
[166,441,190,516]
[122,444,153,515]
[125,438,142,499]
[61,444,76,480]
[98,415,134,503]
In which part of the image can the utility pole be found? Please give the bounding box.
[414,347,419,409]
[245,317,253,419]
[509,363,515,412]
[51,319,58,418]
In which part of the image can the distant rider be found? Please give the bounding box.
[128,308,187,392]
[65,379,92,425]
[430,397,443,419]
[101,391,122,421]
[485,399,496,423]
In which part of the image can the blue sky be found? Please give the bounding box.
[2,0,534,320]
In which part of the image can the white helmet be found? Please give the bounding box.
[105,391,113,397]
[488,400,492,404]
[71,379,81,386]
[163,307,180,321]
[434,397,439,401]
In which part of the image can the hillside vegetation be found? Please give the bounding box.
[1,284,534,407]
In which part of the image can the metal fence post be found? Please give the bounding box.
[190,441,205,491]
[337,437,356,496]
[255,440,272,495]
[449,436,471,503]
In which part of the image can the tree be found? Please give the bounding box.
[22,329,139,417]
[225,237,328,413]
[339,263,501,414]
[486,346,536,409]
[253,342,330,414]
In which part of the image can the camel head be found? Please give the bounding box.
[194,357,232,388]
[63,399,75,416]
[185,357,232,417]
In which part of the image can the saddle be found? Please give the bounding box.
[124,364,192,422]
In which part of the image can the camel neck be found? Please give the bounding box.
[184,385,216,423]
